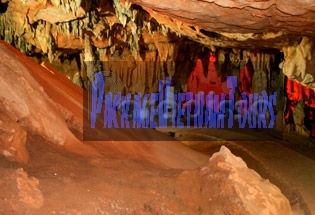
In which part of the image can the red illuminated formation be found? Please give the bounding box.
[187,59,204,95]
[187,52,229,97]
[239,61,254,97]
[188,53,314,138]
[188,52,255,101]
[285,77,315,138]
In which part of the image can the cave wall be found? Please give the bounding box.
[1,0,315,91]
[0,1,275,93]
[0,0,314,136]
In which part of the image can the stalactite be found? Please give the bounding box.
[19,39,32,54]
[129,20,139,59]
[2,13,12,44]
[79,52,86,88]
[79,19,83,38]
[31,25,36,38]
[131,9,137,22]
[130,21,137,36]
[72,20,79,37]
[84,35,95,62]
[83,35,101,89]
[35,21,52,54]
[72,72,83,87]
[98,48,108,61]
[112,0,155,60]
[250,51,272,94]
[90,10,98,29]
[15,17,26,37]
[250,51,271,75]
[26,42,33,52]
[124,0,132,10]
[155,42,176,62]
[0,15,5,37]
[113,0,133,29]
[60,22,65,34]
[17,36,22,52]
[48,36,54,63]
[5,27,12,44]
[56,23,61,33]
[120,15,127,28]
[161,25,169,36]
[175,31,181,37]
[65,2,71,13]
[147,22,152,36]
[106,29,109,38]
[215,49,226,77]
[51,0,60,7]
[64,22,70,37]
[108,35,112,47]
[123,30,127,42]
[110,45,116,55]
[70,0,81,15]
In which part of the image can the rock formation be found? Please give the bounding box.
[0,0,315,90]
[0,41,99,157]
[0,168,44,212]
[176,146,292,215]
[0,0,314,213]
[1,0,315,138]
[293,100,311,137]
[0,114,29,164]
[0,39,293,214]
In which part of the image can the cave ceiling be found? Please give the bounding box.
[133,0,315,48]
[1,0,315,89]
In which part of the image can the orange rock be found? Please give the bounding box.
[0,120,29,163]
[55,31,84,49]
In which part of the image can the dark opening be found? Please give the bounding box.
[0,2,8,13]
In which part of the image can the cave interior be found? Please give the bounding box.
[0,0,315,214]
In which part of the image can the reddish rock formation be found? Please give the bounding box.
[0,41,98,158]
[285,77,315,137]
[130,0,315,35]
[0,168,44,212]
[0,119,29,164]
[0,39,293,215]
[176,146,292,215]
[0,0,314,212]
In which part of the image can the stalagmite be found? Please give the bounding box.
[293,100,310,137]
[250,51,271,94]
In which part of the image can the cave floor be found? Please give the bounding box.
[156,126,315,215]
[2,126,314,215]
